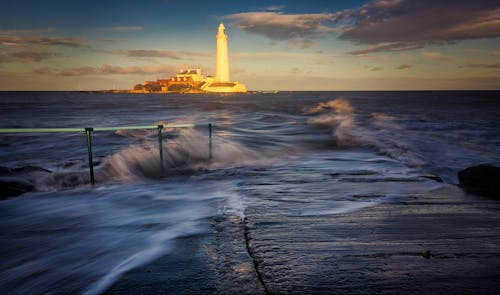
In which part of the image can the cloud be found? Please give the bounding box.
[365,65,382,71]
[223,1,499,52]
[223,11,346,47]
[98,26,144,31]
[422,51,455,61]
[265,5,285,11]
[491,50,500,56]
[464,62,500,68]
[0,35,86,47]
[396,64,412,70]
[33,64,178,76]
[340,0,500,47]
[0,50,61,63]
[347,42,423,55]
[0,28,55,35]
[11,50,60,62]
[233,51,331,61]
[119,49,210,60]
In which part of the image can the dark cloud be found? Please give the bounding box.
[340,0,500,45]
[464,62,500,68]
[0,35,87,47]
[0,50,61,63]
[396,64,412,70]
[33,67,97,76]
[223,11,347,47]
[120,49,209,60]
[33,64,178,76]
[224,1,499,53]
[11,50,61,62]
[347,42,423,55]
[32,67,60,75]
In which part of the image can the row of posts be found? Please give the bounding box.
[85,124,212,185]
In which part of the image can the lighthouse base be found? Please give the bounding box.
[202,80,247,93]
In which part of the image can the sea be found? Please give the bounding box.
[0,91,499,294]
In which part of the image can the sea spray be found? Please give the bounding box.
[306,98,427,168]
[37,128,273,190]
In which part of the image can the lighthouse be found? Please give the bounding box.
[215,23,230,82]
[203,23,247,93]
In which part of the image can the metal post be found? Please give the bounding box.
[208,123,212,160]
[85,127,95,185]
[157,125,164,174]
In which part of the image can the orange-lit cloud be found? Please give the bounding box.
[365,65,382,71]
[33,64,178,76]
[422,51,455,62]
[396,64,412,70]
[118,49,210,60]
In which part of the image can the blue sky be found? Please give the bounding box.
[0,0,499,90]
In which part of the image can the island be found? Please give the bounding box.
[128,23,246,94]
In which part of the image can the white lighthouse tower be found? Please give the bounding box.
[216,23,230,82]
[203,23,247,93]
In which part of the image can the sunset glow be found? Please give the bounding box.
[0,0,498,90]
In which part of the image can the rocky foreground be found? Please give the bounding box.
[107,183,500,294]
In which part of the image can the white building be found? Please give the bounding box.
[203,23,247,93]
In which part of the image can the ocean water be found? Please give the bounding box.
[0,91,499,293]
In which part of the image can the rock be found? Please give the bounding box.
[0,165,51,199]
[422,250,431,259]
[458,165,500,197]
[0,177,35,199]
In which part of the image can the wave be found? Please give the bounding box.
[36,128,273,190]
[306,98,427,168]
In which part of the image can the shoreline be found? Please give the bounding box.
[106,184,500,293]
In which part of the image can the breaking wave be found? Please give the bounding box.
[9,99,433,192]
[37,128,272,190]
[306,98,427,168]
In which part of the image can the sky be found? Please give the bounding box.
[0,0,499,90]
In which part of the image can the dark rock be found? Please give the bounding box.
[458,165,500,197]
[0,177,35,199]
[0,166,12,175]
[422,250,431,259]
[0,165,51,199]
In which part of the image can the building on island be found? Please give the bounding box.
[131,23,246,93]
